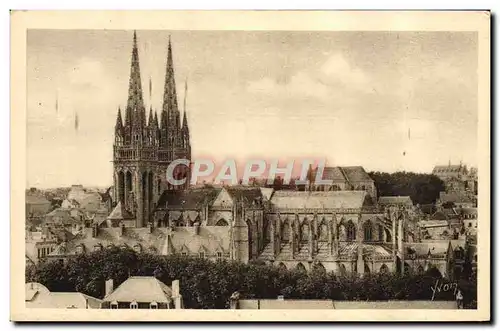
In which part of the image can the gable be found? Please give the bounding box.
[212,188,233,207]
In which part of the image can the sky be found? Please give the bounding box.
[26,30,478,188]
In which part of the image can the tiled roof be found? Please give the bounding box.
[103,276,172,303]
[337,242,392,259]
[406,242,451,257]
[341,166,373,182]
[270,191,371,210]
[107,201,134,220]
[226,187,264,206]
[312,166,373,183]
[48,226,231,257]
[440,192,473,203]
[26,292,102,308]
[430,211,448,220]
[157,188,221,209]
[26,194,51,205]
[315,167,346,182]
[25,282,50,301]
[378,196,413,205]
[259,187,274,201]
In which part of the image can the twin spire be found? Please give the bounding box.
[115,31,190,147]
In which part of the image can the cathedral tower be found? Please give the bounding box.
[113,31,191,228]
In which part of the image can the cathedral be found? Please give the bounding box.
[43,31,467,279]
[112,31,191,228]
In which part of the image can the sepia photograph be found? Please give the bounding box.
[10,10,490,322]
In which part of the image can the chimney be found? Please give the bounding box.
[171,279,182,309]
[92,223,98,238]
[105,279,114,298]
[119,222,125,236]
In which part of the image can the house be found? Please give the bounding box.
[25,282,102,308]
[101,277,183,309]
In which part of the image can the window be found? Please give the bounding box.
[133,244,142,253]
[93,245,102,252]
[150,301,158,309]
[363,221,373,241]
[217,252,223,261]
[37,249,41,258]
[76,245,85,254]
[181,252,187,257]
[110,301,118,309]
[346,221,356,241]
[130,301,138,309]
[216,219,229,226]
[198,251,205,259]
[468,222,472,228]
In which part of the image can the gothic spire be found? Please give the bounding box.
[148,106,154,127]
[162,36,179,123]
[153,111,159,129]
[115,107,124,133]
[182,80,190,137]
[127,30,146,127]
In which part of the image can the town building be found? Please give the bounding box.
[101,277,183,309]
[25,282,102,309]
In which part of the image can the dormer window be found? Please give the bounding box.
[110,301,118,309]
[150,301,158,309]
[76,245,85,254]
[130,301,138,309]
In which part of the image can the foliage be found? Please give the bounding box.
[26,249,477,309]
[369,171,445,205]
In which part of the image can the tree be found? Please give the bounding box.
[26,249,476,308]
[369,171,445,205]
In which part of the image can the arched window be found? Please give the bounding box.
[278,262,287,271]
[313,262,326,274]
[378,225,384,241]
[379,264,389,274]
[281,221,290,242]
[417,265,425,274]
[385,229,392,243]
[296,262,307,273]
[216,219,229,226]
[339,264,347,277]
[301,222,309,242]
[363,221,373,241]
[346,221,356,241]
[130,301,138,309]
[338,224,347,241]
[364,263,371,274]
[150,301,158,309]
[318,221,328,241]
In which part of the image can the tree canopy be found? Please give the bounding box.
[26,248,476,309]
[369,171,445,205]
